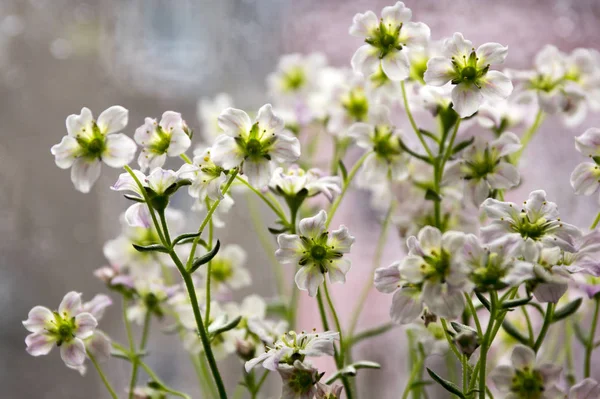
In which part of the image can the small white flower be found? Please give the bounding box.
[398,226,471,319]
[211,104,301,188]
[490,344,563,399]
[350,2,431,81]
[197,93,234,142]
[177,147,226,201]
[326,72,371,136]
[569,378,600,399]
[270,165,342,202]
[199,244,251,292]
[245,330,339,372]
[477,91,536,133]
[571,128,600,200]
[276,210,355,297]
[23,292,98,368]
[424,33,513,117]
[278,360,320,399]
[481,190,582,254]
[348,104,410,185]
[51,106,136,193]
[267,52,327,103]
[127,278,171,324]
[134,111,191,171]
[443,132,521,206]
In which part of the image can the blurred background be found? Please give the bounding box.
[2,0,600,398]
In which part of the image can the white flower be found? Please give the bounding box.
[177,147,227,201]
[348,104,410,185]
[267,52,327,103]
[477,91,536,133]
[326,72,371,136]
[275,210,355,297]
[134,111,191,171]
[490,344,563,399]
[349,2,430,81]
[398,226,471,319]
[199,244,251,292]
[23,292,98,368]
[569,378,600,399]
[211,104,301,188]
[316,382,344,399]
[191,193,234,228]
[244,330,339,372]
[481,190,582,254]
[571,128,600,200]
[443,132,521,206]
[127,278,171,324]
[278,360,319,399]
[197,93,234,142]
[270,165,342,202]
[51,106,136,193]
[424,33,513,117]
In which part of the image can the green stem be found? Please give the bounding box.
[128,311,152,399]
[433,118,461,229]
[512,109,544,163]
[123,298,136,399]
[400,80,434,158]
[252,370,270,398]
[534,302,555,352]
[402,354,425,399]
[565,319,576,387]
[87,350,118,399]
[479,291,498,399]
[440,318,462,361]
[591,211,600,230]
[522,305,535,346]
[205,200,214,324]
[347,202,396,338]
[325,151,371,228]
[180,153,193,164]
[462,354,468,394]
[465,294,483,336]
[348,323,395,347]
[323,280,345,367]
[138,359,191,399]
[235,175,288,223]
[585,297,600,378]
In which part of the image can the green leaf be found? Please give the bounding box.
[188,240,221,273]
[418,129,440,143]
[124,194,145,203]
[338,160,348,183]
[501,320,530,346]
[399,138,433,164]
[452,136,475,155]
[210,315,242,337]
[424,189,442,202]
[172,232,206,247]
[552,298,583,323]
[450,321,477,335]
[268,226,289,235]
[502,296,532,310]
[573,321,588,345]
[426,368,465,398]
[132,244,170,254]
[324,361,381,384]
[474,291,491,311]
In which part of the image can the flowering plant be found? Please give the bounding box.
[28,2,600,398]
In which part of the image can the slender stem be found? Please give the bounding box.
[180,153,193,164]
[402,354,425,399]
[87,350,118,399]
[512,109,544,163]
[534,302,555,352]
[433,119,461,228]
[349,323,395,347]
[205,200,214,324]
[159,211,172,249]
[465,294,483,336]
[585,297,600,378]
[400,81,433,158]
[138,359,191,399]
[462,354,468,394]
[252,370,270,398]
[128,311,152,399]
[440,318,462,361]
[122,298,137,399]
[522,306,535,346]
[439,119,461,177]
[323,281,345,367]
[565,319,576,387]
[479,291,498,399]
[591,211,600,230]
[235,175,288,223]
[325,151,371,228]
[347,202,396,338]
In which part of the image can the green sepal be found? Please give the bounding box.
[592,156,600,166]
[124,194,145,203]
[501,296,533,310]
[424,189,442,202]
[552,298,583,323]
[338,160,349,183]
[132,243,170,253]
[426,368,465,398]
[188,240,221,273]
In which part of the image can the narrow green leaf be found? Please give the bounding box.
[573,321,588,345]
[426,368,465,398]
[132,244,170,253]
[210,315,242,337]
[593,155,600,165]
[338,160,348,183]
[552,298,583,323]
[188,240,221,273]
[502,296,532,310]
[501,320,530,346]
[324,361,381,384]
[452,136,475,155]
[173,232,201,246]
[268,226,289,235]
[474,291,491,311]
[124,194,145,203]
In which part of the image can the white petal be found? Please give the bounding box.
[159,111,183,131]
[138,150,167,172]
[51,136,81,169]
[299,210,327,238]
[82,294,112,320]
[390,287,423,324]
[382,2,412,25]
[243,159,272,188]
[401,22,430,47]
[351,44,379,77]
[418,226,442,252]
[349,10,379,37]
[271,132,301,162]
[533,282,568,303]
[74,312,97,339]
[328,258,351,284]
[210,135,244,169]
[59,291,83,316]
[70,158,102,193]
[125,204,152,228]
[424,57,455,86]
[489,365,515,392]
[476,43,508,65]
[576,127,600,156]
[511,344,536,369]
[275,234,304,264]
[86,330,112,362]
[348,122,373,149]
[569,378,600,399]
[295,265,325,297]
[442,231,466,253]
[381,50,410,81]
[111,170,145,194]
[25,332,55,356]
[422,281,465,319]
[23,306,54,333]
[329,225,355,253]
[480,71,513,103]
[374,264,401,293]
[60,338,87,367]
[166,129,191,156]
[97,105,128,135]
[443,32,473,59]
[217,108,252,137]
[487,162,520,189]
[66,107,93,137]
[399,255,426,283]
[493,131,522,157]
[571,163,600,195]
[102,133,137,168]
[256,104,284,133]
[452,83,484,118]
[467,179,491,206]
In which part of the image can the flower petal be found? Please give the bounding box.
[511,344,536,369]
[102,133,137,168]
[476,43,508,65]
[328,258,351,284]
[166,129,191,156]
[349,10,379,37]
[243,159,272,188]
[390,287,423,324]
[374,263,401,293]
[381,50,410,81]
[489,365,515,392]
[424,57,455,86]
[23,306,54,333]
[299,210,327,238]
[60,338,87,367]
[217,108,252,137]
[25,332,55,356]
[351,44,379,77]
[210,135,244,169]
[97,106,128,135]
[74,312,97,339]
[480,71,513,103]
[70,158,102,193]
[451,83,483,118]
[59,291,83,316]
[295,265,325,297]
[256,104,284,133]
[51,136,81,169]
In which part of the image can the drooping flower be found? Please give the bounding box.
[490,344,563,399]
[23,292,98,368]
[51,106,136,193]
[569,378,600,399]
[278,360,320,399]
[571,128,600,200]
[134,111,191,171]
[348,104,410,185]
[270,166,342,202]
[276,210,355,297]
[443,132,521,205]
[245,329,338,372]
[424,32,513,117]
[349,2,430,81]
[211,104,301,188]
[177,147,226,201]
[481,190,582,254]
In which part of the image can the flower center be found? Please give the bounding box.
[287,368,315,394]
[245,138,263,158]
[310,245,327,261]
[342,88,369,122]
[512,216,548,241]
[461,66,477,81]
[372,126,400,159]
[423,250,451,282]
[211,259,234,283]
[510,368,544,398]
[365,21,403,59]
[283,67,306,92]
